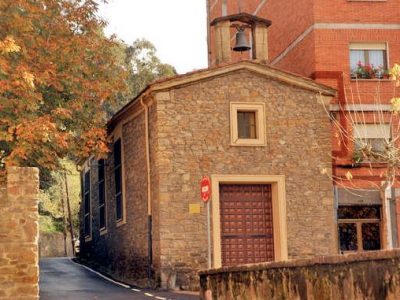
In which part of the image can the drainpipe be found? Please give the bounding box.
[222,0,227,16]
[206,0,211,67]
[141,98,152,285]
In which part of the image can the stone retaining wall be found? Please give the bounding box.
[199,250,400,300]
[0,167,39,300]
[39,232,73,257]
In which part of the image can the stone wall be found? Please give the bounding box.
[80,66,335,290]
[200,250,400,300]
[0,167,39,300]
[39,232,73,257]
[155,70,335,289]
[80,109,152,287]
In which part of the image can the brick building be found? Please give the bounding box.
[208,0,400,253]
[79,14,337,289]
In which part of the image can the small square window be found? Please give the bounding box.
[230,103,265,146]
[237,111,257,139]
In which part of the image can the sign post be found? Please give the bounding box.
[200,176,212,269]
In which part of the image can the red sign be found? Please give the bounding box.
[200,176,211,203]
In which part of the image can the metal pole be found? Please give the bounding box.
[207,201,211,269]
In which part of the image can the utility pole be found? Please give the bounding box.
[60,180,68,256]
[64,171,75,256]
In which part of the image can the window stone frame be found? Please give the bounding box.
[230,102,266,147]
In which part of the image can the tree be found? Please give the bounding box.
[39,159,80,235]
[126,39,176,97]
[0,0,127,173]
[104,38,176,116]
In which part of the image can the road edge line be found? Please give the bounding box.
[70,258,131,289]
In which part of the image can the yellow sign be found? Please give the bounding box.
[189,204,201,214]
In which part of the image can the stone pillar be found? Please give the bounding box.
[0,167,39,300]
[214,20,231,65]
[252,24,268,63]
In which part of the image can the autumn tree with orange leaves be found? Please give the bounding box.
[0,0,127,173]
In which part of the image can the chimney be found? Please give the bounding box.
[210,13,272,66]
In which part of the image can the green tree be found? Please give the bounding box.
[126,39,176,96]
[105,38,176,115]
[39,159,81,235]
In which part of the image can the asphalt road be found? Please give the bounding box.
[39,257,199,300]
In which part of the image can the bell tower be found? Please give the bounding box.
[209,13,271,67]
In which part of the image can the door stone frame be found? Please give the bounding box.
[211,174,288,268]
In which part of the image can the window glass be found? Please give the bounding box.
[350,50,365,70]
[98,159,105,181]
[338,205,381,253]
[84,169,91,237]
[338,223,358,251]
[355,138,387,153]
[113,138,123,222]
[115,166,121,194]
[114,140,121,167]
[237,111,257,139]
[84,193,90,213]
[338,205,380,219]
[354,124,391,154]
[116,194,122,220]
[368,50,384,68]
[99,206,105,229]
[362,223,381,251]
[98,159,106,230]
[84,171,90,192]
[349,45,387,78]
[99,181,105,205]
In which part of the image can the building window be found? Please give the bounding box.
[349,43,388,79]
[338,205,381,253]
[230,103,266,146]
[98,159,106,231]
[237,111,257,139]
[114,139,123,222]
[83,170,91,238]
[353,123,391,158]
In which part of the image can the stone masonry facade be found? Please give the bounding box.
[81,63,337,290]
[0,167,39,300]
[154,69,336,289]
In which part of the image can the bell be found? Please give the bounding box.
[233,29,251,52]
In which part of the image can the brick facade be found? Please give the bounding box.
[0,167,39,300]
[79,113,151,286]
[80,62,337,290]
[208,0,400,246]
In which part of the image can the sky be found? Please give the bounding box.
[97,0,209,74]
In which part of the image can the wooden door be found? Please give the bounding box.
[219,184,274,266]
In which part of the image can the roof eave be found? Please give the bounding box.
[107,61,337,130]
